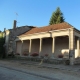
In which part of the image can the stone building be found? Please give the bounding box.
[15,22,80,65]
[5,20,35,54]
[4,20,80,65]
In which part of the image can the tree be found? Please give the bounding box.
[49,7,65,25]
[0,32,5,58]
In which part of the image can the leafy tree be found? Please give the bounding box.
[49,7,65,25]
[0,32,5,58]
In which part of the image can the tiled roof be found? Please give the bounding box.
[20,22,73,36]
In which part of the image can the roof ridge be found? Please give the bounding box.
[39,22,68,28]
[65,22,74,28]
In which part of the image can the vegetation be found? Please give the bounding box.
[30,52,39,57]
[0,32,5,58]
[49,7,65,25]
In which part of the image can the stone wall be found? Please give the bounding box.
[6,26,34,54]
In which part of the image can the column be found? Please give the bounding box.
[69,30,75,65]
[21,40,23,56]
[52,37,55,54]
[39,38,42,56]
[77,38,80,57]
[29,39,32,55]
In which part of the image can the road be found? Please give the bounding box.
[0,66,57,80]
[0,60,80,80]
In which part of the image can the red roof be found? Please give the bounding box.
[20,22,73,36]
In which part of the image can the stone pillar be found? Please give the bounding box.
[39,38,42,56]
[52,37,55,54]
[29,39,32,56]
[77,38,80,57]
[69,30,75,65]
[21,40,23,56]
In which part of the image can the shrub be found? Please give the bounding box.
[44,54,48,57]
[30,52,39,57]
[58,54,63,58]
[16,53,20,55]
[8,53,15,58]
[23,53,29,56]
[0,32,5,58]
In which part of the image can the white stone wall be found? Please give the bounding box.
[31,39,39,54]
[23,40,30,54]
[54,37,69,58]
[5,30,10,54]
[16,41,22,54]
[41,38,52,57]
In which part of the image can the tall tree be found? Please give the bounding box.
[49,7,65,25]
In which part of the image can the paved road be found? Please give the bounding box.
[0,66,57,80]
[0,60,80,80]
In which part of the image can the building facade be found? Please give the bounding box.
[15,22,80,65]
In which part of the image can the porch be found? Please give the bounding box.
[15,26,80,65]
[16,36,79,59]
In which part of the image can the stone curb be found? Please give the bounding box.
[0,59,79,73]
[20,61,79,72]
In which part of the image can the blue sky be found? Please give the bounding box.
[0,0,80,31]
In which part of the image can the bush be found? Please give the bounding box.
[16,53,20,55]
[23,53,29,56]
[8,52,15,58]
[58,54,63,58]
[0,32,6,58]
[44,54,48,57]
[30,52,39,57]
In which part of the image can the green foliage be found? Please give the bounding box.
[0,32,3,38]
[0,32,5,58]
[49,7,65,25]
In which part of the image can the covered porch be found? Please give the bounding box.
[16,35,80,59]
[15,25,80,65]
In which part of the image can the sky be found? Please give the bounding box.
[0,0,80,31]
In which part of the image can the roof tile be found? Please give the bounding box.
[20,22,73,36]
